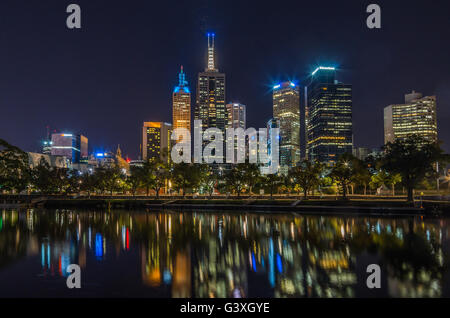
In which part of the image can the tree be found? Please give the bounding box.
[331,153,357,200]
[262,173,282,198]
[199,165,217,196]
[0,139,31,193]
[171,163,202,197]
[381,135,448,202]
[224,164,247,197]
[127,166,144,197]
[151,161,170,198]
[351,158,372,195]
[97,166,123,196]
[242,163,261,195]
[31,157,55,194]
[289,160,324,199]
[80,171,97,197]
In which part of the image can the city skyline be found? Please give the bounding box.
[1,0,450,159]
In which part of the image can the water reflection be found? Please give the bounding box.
[0,209,449,298]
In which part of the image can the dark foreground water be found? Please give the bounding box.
[0,208,449,298]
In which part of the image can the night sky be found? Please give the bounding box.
[1,0,449,158]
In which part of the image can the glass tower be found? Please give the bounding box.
[306,67,353,166]
[273,82,300,174]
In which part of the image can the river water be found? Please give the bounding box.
[0,208,449,298]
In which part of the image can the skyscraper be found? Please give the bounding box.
[384,91,437,145]
[195,33,226,132]
[172,66,191,136]
[51,133,88,164]
[226,103,246,130]
[306,66,353,166]
[273,82,300,174]
[226,103,246,162]
[142,122,172,163]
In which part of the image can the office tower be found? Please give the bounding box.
[172,66,191,136]
[306,66,353,166]
[273,82,300,174]
[226,103,246,129]
[51,133,88,164]
[384,91,437,145]
[195,33,226,132]
[142,122,172,163]
[267,118,280,170]
[352,147,371,161]
[226,103,246,162]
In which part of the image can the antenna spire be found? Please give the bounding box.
[206,33,217,71]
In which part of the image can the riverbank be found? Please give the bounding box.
[5,197,448,215]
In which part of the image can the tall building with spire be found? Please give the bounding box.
[172,66,191,136]
[195,33,226,132]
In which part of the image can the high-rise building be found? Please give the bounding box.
[195,33,226,132]
[142,122,172,163]
[267,118,280,171]
[226,103,246,129]
[273,82,300,174]
[306,66,353,166]
[172,66,191,136]
[384,91,437,145]
[50,133,88,164]
[226,103,246,162]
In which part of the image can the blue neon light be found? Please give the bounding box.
[273,84,281,90]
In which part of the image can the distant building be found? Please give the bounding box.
[50,133,88,164]
[142,122,172,163]
[352,147,371,161]
[28,152,70,169]
[173,66,191,136]
[41,140,52,155]
[306,66,353,166]
[273,82,300,174]
[384,91,437,145]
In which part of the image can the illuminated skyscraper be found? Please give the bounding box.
[306,67,353,166]
[273,82,300,174]
[226,103,246,162]
[172,66,191,136]
[195,33,226,132]
[384,91,437,145]
[142,122,172,163]
[226,103,246,129]
[50,133,87,164]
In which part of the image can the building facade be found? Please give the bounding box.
[306,67,353,166]
[142,122,172,163]
[195,33,226,132]
[172,66,191,136]
[226,102,246,162]
[273,82,300,174]
[50,133,88,164]
[384,91,437,145]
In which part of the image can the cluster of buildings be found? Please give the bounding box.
[142,33,439,174]
[31,33,438,175]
